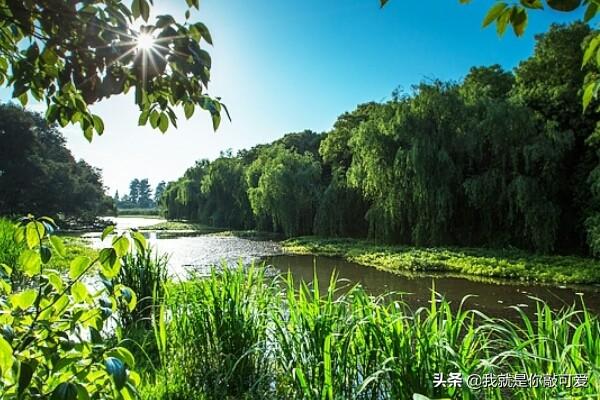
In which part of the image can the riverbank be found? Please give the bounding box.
[282,237,600,285]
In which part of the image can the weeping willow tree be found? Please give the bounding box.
[345,75,570,251]
[159,22,600,255]
[246,145,322,237]
[161,160,209,220]
[200,155,254,229]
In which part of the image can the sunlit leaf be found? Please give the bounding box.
[69,256,91,280]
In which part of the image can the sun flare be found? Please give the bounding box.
[136,33,155,50]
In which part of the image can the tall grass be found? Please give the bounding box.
[149,264,277,399]
[117,247,169,330]
[142,266,599,399]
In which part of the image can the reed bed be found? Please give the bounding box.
[141,265,599,400]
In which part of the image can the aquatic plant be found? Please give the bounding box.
[143,266,599,399]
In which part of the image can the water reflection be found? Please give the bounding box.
[266,255,600,319]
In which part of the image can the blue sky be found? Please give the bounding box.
[2,1,584,195]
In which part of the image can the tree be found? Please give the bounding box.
[0,104,114,221]
[154,181,166,204]
[137,178,152,208]
[0,0,227,141]
[128,179,140,206]
[246,145,322,237]
[201,156,253,228]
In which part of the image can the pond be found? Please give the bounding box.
[88,217,600,318]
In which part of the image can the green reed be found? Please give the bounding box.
[143,265,599,400]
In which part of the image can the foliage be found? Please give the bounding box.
[116,208,160,217]
[160,24,600,256]
[246,145,322,237]
[0,0,226,140]
[282,236,600,284]
[148,264,276,399]
[0,105,115,221]
[143,266,600,399]
[115,247,168,331]
[0,216,144,398]
[201,155,254,229]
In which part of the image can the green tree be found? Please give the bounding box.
[246,145,322,237]
[128,179,141,206]
[137,178,152,208]
[0,104,114,221]
[154,181,166,205]
[201,156,253,228]
[0,0,226,141]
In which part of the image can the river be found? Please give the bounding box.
[88,217,600,318]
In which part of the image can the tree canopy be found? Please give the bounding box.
[0,104,114,221]
[0,0,226,141]
[162,23,600,255]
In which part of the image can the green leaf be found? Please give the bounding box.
[585,2,599,22]
[17,361,35,395]
[519,0,543,9]
[26,221,45,249]
[112,236,130,257]
[131,0,141,19]
[184,102,195,119]
[496,9,511,36]
[139,0,150,21]
[105,357,127,389]
[51,382,78,400]
[40,245,52,264]
[583,35,600,66]
[71,281,89,302]
[149,110,160,128]
[107,347,136,368]
[11,289,37,310]
[511,8,527,37]
[0,336,13,378]
[102,225,115,241]
[158,113,169,133]
[583,81,597,111]
[483,2,508,27]
[138,110,150,126]
[19,249,41,276]
[49,236,66,257]
[132,231,147,252]
[47,272,64,291]
[193,22,213,45]
[100,248,120,278]
[118,286,138,312]
[69,256,91,280]
[92,115,104,135]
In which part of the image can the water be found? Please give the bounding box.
[92,217,600,318]
[266,254,600,319]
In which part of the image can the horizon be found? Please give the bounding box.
[0,1,583,195]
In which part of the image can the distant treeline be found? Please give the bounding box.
[162,23,600,255]
[0,104,114,222]
[114,179,165,210]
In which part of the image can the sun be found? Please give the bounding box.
[136,33,155,50]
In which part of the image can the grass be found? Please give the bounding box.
[135,266,599,399]
[116,247,169,330]
[117,208,160,216]
[142,220,224,233]
[142,221,281,241]
[282,237,600,285]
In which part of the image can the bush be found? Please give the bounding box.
[0,217,143,398]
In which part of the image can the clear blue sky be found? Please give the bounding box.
[2,1,584,195]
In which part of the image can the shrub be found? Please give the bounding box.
[0,217,143,398]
